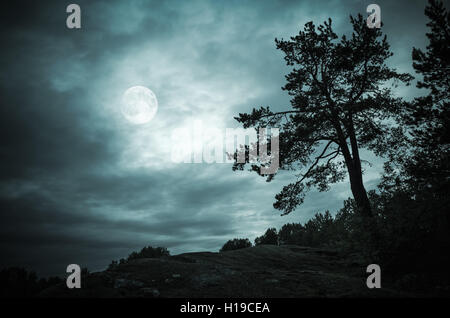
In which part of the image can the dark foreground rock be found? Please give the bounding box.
[39,245,415,297]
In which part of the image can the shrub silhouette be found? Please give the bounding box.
[278,223,304,245]
[0,267,62,297]
[267,210,352,248]
[254,228,278,245]
[108,246,170,270]
[220,238,252,252]
[127,246,170,260]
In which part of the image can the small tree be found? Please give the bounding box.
[128,246,170,259]
[108,246,170,269]
[278,223,305,245]
[254,228,278,245]
[220,238,252,252]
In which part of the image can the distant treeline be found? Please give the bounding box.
[0,267,63,298]
[107,246,170,270]
[221,186,450,292]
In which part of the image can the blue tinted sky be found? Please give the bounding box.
[0,0,433,276]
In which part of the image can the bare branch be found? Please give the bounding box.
[298,141,333,183]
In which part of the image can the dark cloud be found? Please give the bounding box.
[0,0,431,276]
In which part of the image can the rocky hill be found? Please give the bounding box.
[39,245,415,297]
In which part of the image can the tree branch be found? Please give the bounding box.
[298,140,333,183]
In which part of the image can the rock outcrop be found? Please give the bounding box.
[39,245,414,297]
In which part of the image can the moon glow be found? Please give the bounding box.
[121,86,158,125]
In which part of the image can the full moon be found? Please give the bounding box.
[121,86,158,125]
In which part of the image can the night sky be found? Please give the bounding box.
[0,0,431,276]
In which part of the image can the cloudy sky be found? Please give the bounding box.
[0,0,431,276]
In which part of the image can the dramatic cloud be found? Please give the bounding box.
[0,0,429,276]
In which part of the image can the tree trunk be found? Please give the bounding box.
[346,115,372,217]
[347,162,372,217]
[332,116,373,217]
